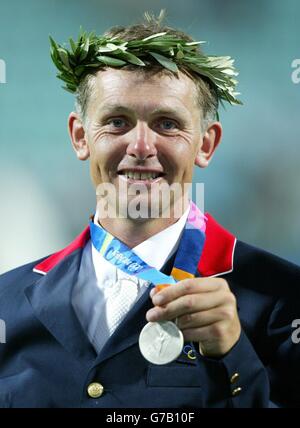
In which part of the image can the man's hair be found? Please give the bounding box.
[75,21,219,129]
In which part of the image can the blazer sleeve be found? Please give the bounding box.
[194,294,300,408]
[194,329,271,408]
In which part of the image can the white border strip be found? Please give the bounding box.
[208,238,237,278]
[33,268,47,276]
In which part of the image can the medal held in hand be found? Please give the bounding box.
[139,320,184,365]
[139,283,184,365]
[89,201,206,365]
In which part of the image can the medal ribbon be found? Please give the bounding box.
[89,201,206,286]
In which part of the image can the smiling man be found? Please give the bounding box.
[70,67,221,245]
[0,13,300,408]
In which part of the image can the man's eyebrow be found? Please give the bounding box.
[151,106,189,118]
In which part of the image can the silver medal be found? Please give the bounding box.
[139,321,184,365]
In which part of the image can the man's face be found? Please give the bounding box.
[71,68,219,219]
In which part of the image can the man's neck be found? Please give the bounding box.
[99,216,179,248]
[97,199,190,248]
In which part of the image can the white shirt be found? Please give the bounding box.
[72,208,189,353]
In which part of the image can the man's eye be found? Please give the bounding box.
[158,120,177,131]
[108,118,127,129]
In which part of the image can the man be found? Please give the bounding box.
[0,13,300,408]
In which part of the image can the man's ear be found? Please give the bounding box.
[195,121,222,168]
[68,112,90,160]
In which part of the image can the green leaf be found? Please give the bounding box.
[97,55,127,66]
[118,51,145,66]
[106,43,120,51]
[83,63,103,68]
[57,74,75,84]
[98,45,115,53]
[149,51,178,72]
[57,48,70,69]
[49,36,58,51]
[69,38,77,54]
[185,41,205,46]
[63,85,76,94]
[142,32,167,42]
[79,37,90,61]
[65,82,77,92]
[176,50,184,59]
[75,65,86,76]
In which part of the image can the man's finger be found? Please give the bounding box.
[176,306,233,329]
[151,277,228,306]
[146,290,232,322]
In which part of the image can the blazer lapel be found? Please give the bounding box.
[24,249,96,364]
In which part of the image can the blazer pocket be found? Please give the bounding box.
[147,365,202,387]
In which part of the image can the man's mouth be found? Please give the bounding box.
[117,169,165,181]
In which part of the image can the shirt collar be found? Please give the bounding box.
[132,208,190,270]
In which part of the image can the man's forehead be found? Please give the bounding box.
[92,68,199,115]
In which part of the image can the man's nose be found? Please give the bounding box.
[126,121,157,160]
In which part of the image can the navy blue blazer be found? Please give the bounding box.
[0,214,300,408]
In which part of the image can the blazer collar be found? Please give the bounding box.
[33,213,236,278]
[198,213,236,277]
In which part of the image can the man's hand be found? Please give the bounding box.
[146,278,241,358]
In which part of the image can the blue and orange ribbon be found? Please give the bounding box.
[90,201,206,287]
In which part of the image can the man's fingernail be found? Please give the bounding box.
[146,309,158,322]
[152,294,164,305]
[149,288,156,298]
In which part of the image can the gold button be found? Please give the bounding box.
[230,373,240,384]
[87,382,104,398]
[232,387,242,397]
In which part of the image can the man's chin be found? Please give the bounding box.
[96,178,188,220]
[118,197,164,221]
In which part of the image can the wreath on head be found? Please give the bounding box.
[49,13,242,111]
